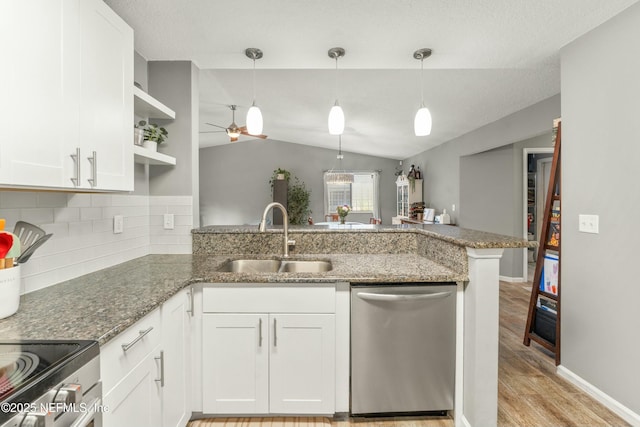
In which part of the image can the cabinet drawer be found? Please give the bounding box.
[101,308,161,393]
[203,284,336,313]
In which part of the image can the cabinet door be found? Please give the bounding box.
[202,314,269,414]
[103,349,162,427]
[270,314,335,414]
[1,0,78,188]
[78,0,133,191]
[161,289,191,427]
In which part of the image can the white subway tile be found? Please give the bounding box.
[0,209,22,230]
[111,194,149,207]
[91,194,112,207]
[149,205,193,216]
[54,207,80,223]
[174,215,193,227]
[80,207,102,221]
[0,192,38,208]
[40,223,69,238]
[149,196,193,206]
[20,208,54,225]
[68,221,94,237]
[67,194,91,207]
[37,193,68,208]
[92,219,112,233]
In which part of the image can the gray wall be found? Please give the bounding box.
[148,61,200,227]
[561,2,640,415]
[199,139,398,225]
[404,94,561,226]
[457,133,553,279]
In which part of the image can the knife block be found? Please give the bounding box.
[0,265,21,319]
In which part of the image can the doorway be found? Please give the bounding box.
[522,148,553,282]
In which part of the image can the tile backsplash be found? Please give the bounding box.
[0,192,192,294]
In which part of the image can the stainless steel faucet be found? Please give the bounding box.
[258,202,295,257]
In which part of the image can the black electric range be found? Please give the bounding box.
[0,340,100,425]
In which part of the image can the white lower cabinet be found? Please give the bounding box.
[101,289,192,427]
[201,284,336,415]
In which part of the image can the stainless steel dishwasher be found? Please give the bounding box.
[351,283,456,415]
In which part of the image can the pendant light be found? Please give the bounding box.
[245,48,263,135]
[326,135,354,184]
[328,47,345,135]
[413,48,433,136]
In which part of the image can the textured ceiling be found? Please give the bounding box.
[106,0,638,159]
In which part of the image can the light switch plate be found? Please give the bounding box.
[579,214,599,234]
[163,213,174,230]
[113,215,124,234]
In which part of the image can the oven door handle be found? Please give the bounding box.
[69,397,100,427]
[356,291,452,302]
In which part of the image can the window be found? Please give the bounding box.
[324,171,380,216]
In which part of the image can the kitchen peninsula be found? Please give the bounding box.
[0,224,531,427]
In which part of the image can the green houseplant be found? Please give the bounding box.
[287,178,311,225]
[138,120,168,151]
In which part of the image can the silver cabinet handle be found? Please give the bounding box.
[87,151,97,187]
[121,326,153,352]
[258,318,263,347]
[70,147,81,186]
[155,350,165,387]
[69,397,100,427]
[186,287,194,316]
[273,318,277,347]
[356,291,452,302]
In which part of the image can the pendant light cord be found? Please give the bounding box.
[334,56,339,103]
[252,57,257,104]
[420,56,424,107]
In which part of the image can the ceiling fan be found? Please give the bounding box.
[201,105,267,142]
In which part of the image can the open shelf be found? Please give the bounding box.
[133,145,177,166]
[133,86,176,119]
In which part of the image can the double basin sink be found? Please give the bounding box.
[217,258,333,274]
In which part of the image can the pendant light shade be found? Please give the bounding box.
[413,48,433,137]
[245,48,264,136]
[328,47,346,135]
[246,103,263,135]
[328,102,345,135]
[414,106,432,136]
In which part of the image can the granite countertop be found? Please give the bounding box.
[193,224,535,249]
[0,252,463,346]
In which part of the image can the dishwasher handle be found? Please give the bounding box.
[356,290,452,302]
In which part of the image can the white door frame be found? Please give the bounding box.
[522,148,554,282]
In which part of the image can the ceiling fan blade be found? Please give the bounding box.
[240,129,268,139]
[205,122,228,130]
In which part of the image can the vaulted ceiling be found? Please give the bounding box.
[106,0,638,159]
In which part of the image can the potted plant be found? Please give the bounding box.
[287,178,311,225]
[269,168,291,195]
[138,120,168,152]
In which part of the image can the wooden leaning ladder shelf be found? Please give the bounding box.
[524,120,561,365]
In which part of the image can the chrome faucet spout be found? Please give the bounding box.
[259,202,290,257]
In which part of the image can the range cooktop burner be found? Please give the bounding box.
[0,340,99,424]
[0,352,41,400]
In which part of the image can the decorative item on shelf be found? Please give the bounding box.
[133,122,144,146]
[337,204,351,224]
[407,164,416,191]
[245,47,264,135]
[410,202,425,221]
[269,167,291,194]
[138,120,168,152]
[327,47,346,135]
[413,48,433,136]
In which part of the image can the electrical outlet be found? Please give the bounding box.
[113,215,124,234]
[452,204,456,212]
[163,213,174,230]
[578,214,599,234]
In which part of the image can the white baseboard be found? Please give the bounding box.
[499,275,525,283]
[557,365,640,427]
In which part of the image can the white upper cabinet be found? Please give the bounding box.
[78,0,133,191]
[0,0,133,191]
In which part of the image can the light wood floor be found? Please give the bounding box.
[189,282,628,427]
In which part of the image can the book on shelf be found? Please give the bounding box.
[537,296,557,314]
[539,253,559,296]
